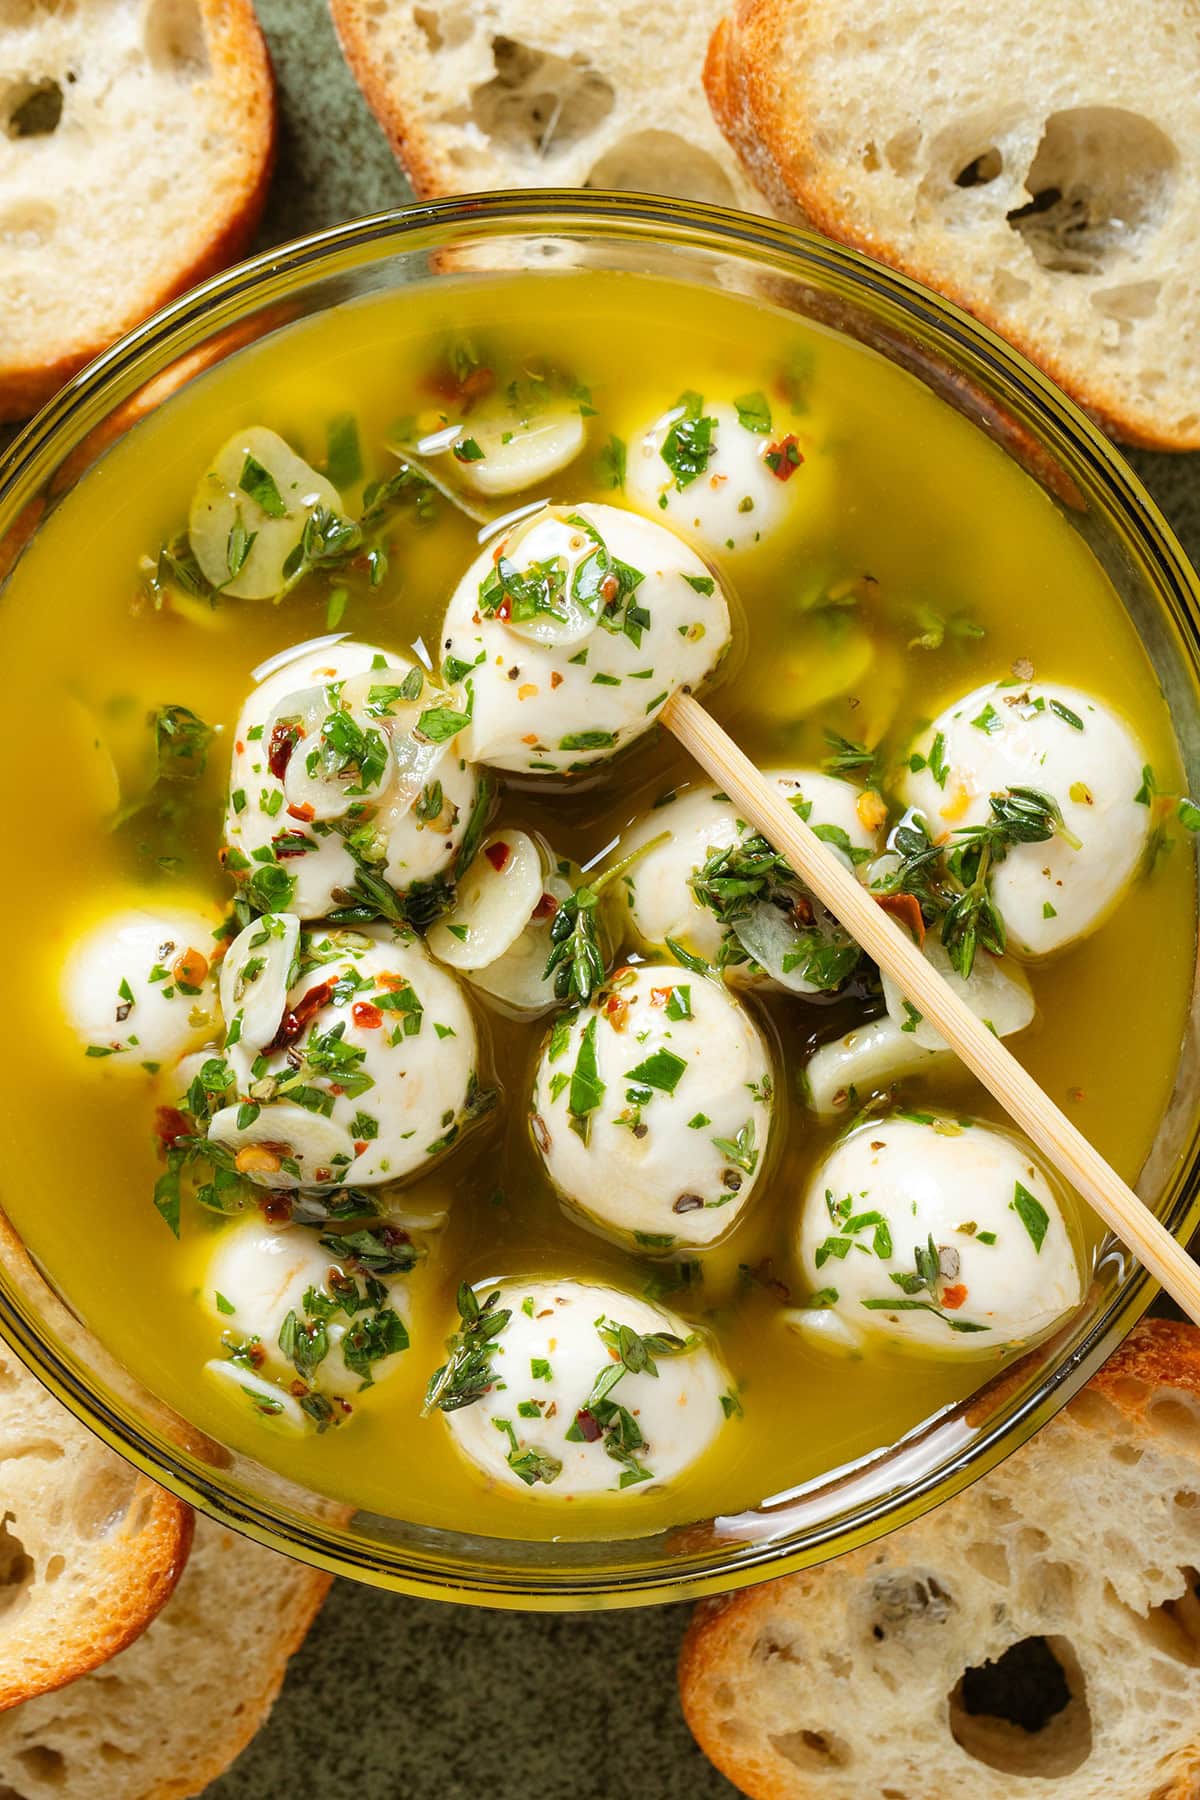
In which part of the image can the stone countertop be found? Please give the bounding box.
[6,1,1199,1794]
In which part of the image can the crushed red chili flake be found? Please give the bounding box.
[649,987,673,1008]
[376,971,406,991]
[550,671,564,689]
[604,995,629,1029]
[267,721,301,781]
[260,1194,294,1225]
[941,1284,968,1310]
[875,891,926,946]
[764,435,804,480]
[272,830,313,859]
[531,892,558,922]
[485,840,511,872]
[573,1408,603,1443]
[245,1343,267,1369]
[287,800,316,823]
[267,980,334,1051]
[352,1001,383,1029]
[354,1140,368,1155]
[153,1105,189,1147]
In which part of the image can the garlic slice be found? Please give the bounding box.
[477,506,615,648]
[188,426,343,601]
[208,1101,356,1189]
[203,1360,307,1433]
[733,892,858,995]
[881,935,1035,1052]
[451,409,586,498]
[802,1015,947,1119]
[219,914,299,1057]
[464,864,576,1014]
[426,829,544,971]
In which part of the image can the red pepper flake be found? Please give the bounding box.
[376,971,406,991]
[353,1140,368,1156]
[245,1342,267,1369]
[260,1194,294,1225]
[550,671,564,690]
[573,1408,603,1443]
[532,892,558,922]
[875,892,926,946]
[153,1105,189,1147]
[172,947,209,988]
[352,1001,383,1029]
[604,995,629,1030]
[235,739,245,755]
[941,1284,968,1310]
[649,986,673,1008]
[484,840,511,872]
[764,435,804,481]
[287,801,316,823]
[267,722,301,781]
[266,980,333,1052]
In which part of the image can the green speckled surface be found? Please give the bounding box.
[6,2,1200,1792]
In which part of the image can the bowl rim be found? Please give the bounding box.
[2,189,1199,1609]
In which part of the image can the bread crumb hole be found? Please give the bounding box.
[885,127,922,175]
[1138,1569,1200,1667]
[43,1553,65,1584]
[0,1513,34,1617]
[1112,1440,1144,1465]
[471,38,615,161]
[17,1746,65,1786]
[949,1635,1092,1776]
[4,76,62,137]
[412,5,442,49]
[964,1538,1010,1585]
[1174,1490,1200,1511]
[955,147,1002,187]
[862,140,880,172]
[1007,108,1178,274]
[142,0,209,76]
[769,1727,851,1771]
[1148,1395,1200,1446]
[1091,280,1162,324]
[585,131,737,208]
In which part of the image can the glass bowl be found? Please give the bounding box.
[2,193,1199,1610]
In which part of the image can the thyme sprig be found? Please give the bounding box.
[543,833,667,1005]
[423,1283,511,1414]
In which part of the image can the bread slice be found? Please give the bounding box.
[681,1318,1200,1800]
[0,1514,331,1799]
[705,0,1200,449]
[0,0,276,423]
[329,0,764,211]
[0,1341,191,1712]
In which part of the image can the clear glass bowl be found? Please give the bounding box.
[2,193,1199,1610]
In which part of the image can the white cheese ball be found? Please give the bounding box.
[903,680,1150,955]
[207,925,481,1189]
[225,637,481,920]
[531,963,775,1249]
[439,1278,732,1499]
[621,771,882,983]
[62,905,222,1065]
[796,1115,1083,1355]
[439,502,730,775]
[625,398,823,555]
[203,1218,412,1400]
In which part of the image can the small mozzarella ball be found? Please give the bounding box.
[625,398,822,555]
[621,771,882,987]
[797,1115,1083,1355]
[188,427,344,601]
[224,637,481,919]
[203,1217,412,1400]
[903,680,1150,955]
[439,1278,731,1499]
[62,905,222,1064]
[207,927,481,1188]
[531,963,775,1249]
[439,502,730,775]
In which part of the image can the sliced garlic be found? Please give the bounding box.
[208,1100,356,1189]
[451,409,586,498]
[219,914,299,1057]
[203,1359,307,1433]
[426,829,544,971]
[783,1307,865,1357]
[733,893,858,995]
[464,864,575,1014]
[478,506,617,648]
[188,426,343,601]
[802,1015,948,1119]
[881,935,1035,1053]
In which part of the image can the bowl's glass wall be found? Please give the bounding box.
[2,194,1199,1608]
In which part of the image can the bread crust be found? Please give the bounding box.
[0,0,277,424]
[680,1318,1200,1800]
[329,0,451,198]
[704,1,1199,451]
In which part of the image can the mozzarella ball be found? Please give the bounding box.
[625,397,824,556]
[62,904,222,1065]
[224,636,481,919]
[439,502,730,775]
[531,963,775,1249]
[621,771,882,988]
[797,1115,1083,1354]
[903,680,1150,955]
[438,1278,732,1498]
[207,924,481,1189]
[203,1217,414,1402]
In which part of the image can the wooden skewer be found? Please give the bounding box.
[664,690,1200,1326]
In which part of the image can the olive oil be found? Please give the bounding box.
[0,271,1192,1541]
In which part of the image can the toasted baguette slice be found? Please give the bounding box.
[0,0,275,423]
[0,1513,331,1800]
[329,0,764,212]
[0,1342,191,1712]
[681,1318,1200,1800]
[705,0,1200,449]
